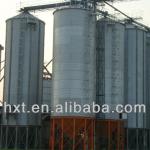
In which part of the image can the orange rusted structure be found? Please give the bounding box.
[95,120,125,150]
[49,117,95,150]
[49,118,125,150]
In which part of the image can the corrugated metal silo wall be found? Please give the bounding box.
[96,18,125,119]
[3,12,45,126]
[52,8,96,117]
[124,24,146,129]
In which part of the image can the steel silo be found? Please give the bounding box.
[43,78,52,110]
[96,18,125,119]
[3,12,45,125]
[145,33,150,129]
[124,24,146,129]
[52,8,96,117]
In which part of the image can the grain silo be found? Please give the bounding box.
[52,8,96,117]
[43,78,52,110]
[3,12,45,125]
[96,18,125,119]
[146,33,150,130]
[41,76,52,149]
[2,12,45,149]
[50,7,96,149]
[124,23,147,149]
[95,18,125,150]
[124,23,146,128]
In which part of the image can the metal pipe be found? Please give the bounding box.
[104,1,150,31]
[43,65,52,77]
[20,1,84,12]
[0,66,4,73]
[45,57,55,68]
[0,76,4,82]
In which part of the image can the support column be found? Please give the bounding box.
[61,119,64,150]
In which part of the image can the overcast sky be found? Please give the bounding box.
[0,0,150,100]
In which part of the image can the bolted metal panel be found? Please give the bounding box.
[124,24,146,128]
[96,18,125,119]
[52,8,96,117]
[3,12,45,125]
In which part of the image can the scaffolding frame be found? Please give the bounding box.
[0,125,41,149]
[95,120,124,150]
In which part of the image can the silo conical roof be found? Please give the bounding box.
[6,12,45,24]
